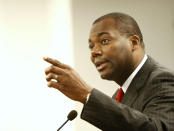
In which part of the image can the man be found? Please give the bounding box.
[44,12,174,131]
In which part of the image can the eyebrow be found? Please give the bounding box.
[88,32,110,43]
[97,32,109,37]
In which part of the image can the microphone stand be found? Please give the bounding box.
[57,119,69,131]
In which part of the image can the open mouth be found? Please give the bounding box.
[95,61,109,72]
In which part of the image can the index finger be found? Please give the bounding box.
[43,57,65,68]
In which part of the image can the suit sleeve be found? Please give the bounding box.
[81,89,156,131]
[80,73,174,131]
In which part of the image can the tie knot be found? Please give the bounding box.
[116,88,124,103]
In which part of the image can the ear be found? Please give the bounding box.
[129,35,141,51]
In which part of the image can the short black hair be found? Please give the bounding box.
[93,12,144,48]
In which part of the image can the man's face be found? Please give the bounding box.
[89,18,134,82]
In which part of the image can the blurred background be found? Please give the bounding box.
[0,0,174,130]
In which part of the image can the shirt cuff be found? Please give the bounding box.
[86,92,91,103]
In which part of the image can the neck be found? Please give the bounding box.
[114,66,134,86]
[133,50,145,70]
[115,50,145,86]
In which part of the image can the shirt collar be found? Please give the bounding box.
[121,54,148,93]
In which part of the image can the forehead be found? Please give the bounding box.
[90,18,117,36]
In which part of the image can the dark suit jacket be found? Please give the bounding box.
[81,57,174,131]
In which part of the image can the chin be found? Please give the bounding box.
[100,72,113,81]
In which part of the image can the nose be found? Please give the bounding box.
[91,45,102,58]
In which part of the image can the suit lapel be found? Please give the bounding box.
[121,57,155,106]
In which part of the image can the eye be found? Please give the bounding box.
[101,39,110,45]
[89,44,94,50]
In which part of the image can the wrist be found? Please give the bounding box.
[82,88,93,104]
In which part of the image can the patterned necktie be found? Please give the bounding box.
[116,88,124,103]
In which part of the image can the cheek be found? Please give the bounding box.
[90,56,95,63]
[103,45,118,59]
[105,44,130,64]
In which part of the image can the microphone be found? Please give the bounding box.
[57,110,78,131]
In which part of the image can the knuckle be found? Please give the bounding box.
[48,66,57,73]
[49,73,54,77]
[45,68,49,74]
[45,66,53,74]
[46,76,50,81]
[48,81,58,87]
[46,73,53,81]
[47,82,52,87]
[51,66,58,72]
[67,65,71,69]
[50,66,54,71]
[64,64,70,69]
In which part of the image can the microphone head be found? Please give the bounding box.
[67,110,78,121]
